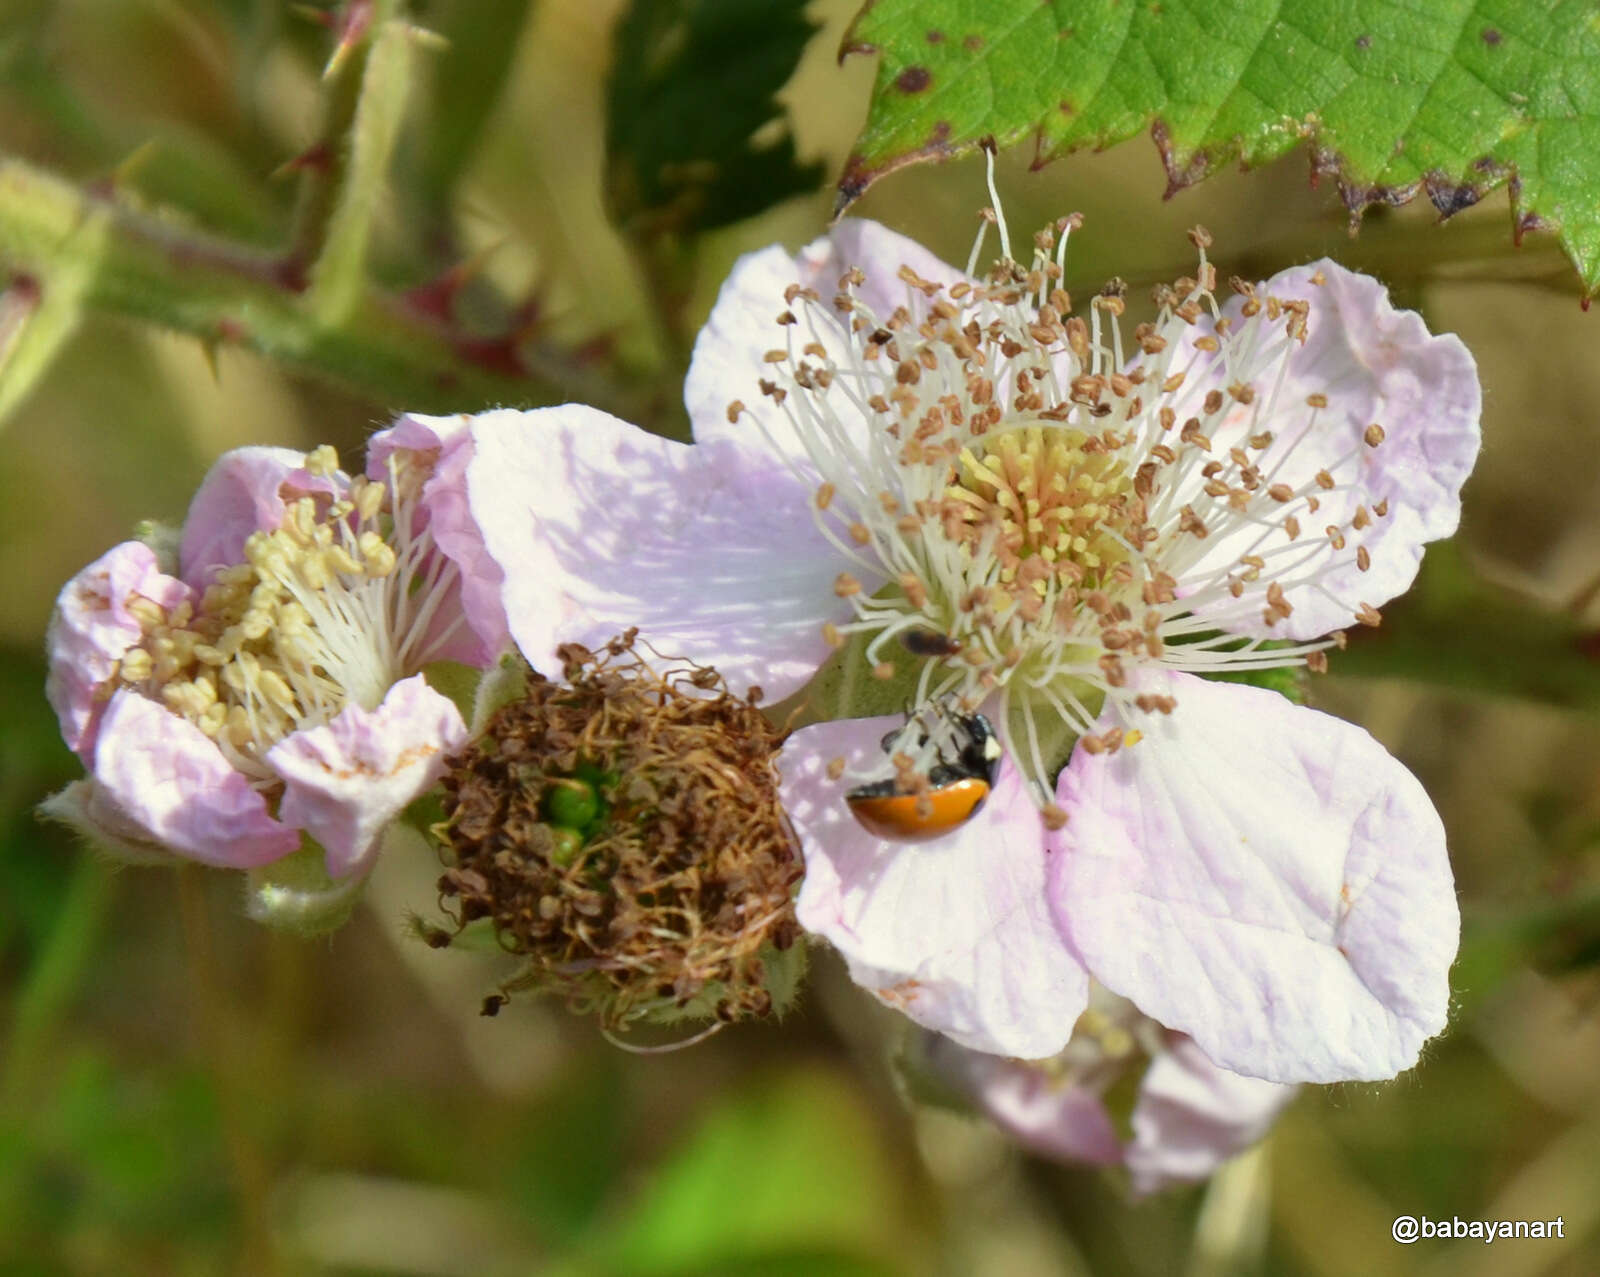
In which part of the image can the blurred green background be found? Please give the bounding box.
[3,2,1599,1274]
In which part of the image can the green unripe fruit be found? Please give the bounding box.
[547,826,584,867]
[543,778,600,830]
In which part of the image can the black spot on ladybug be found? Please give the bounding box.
[896,65,932,93]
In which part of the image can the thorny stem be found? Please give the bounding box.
[0,157,636,415]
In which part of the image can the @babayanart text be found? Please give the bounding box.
[1392,1215,1566,1244]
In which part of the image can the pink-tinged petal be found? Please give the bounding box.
[1126,1037,1296,1196]
[267,674,468,880]
[1172,259,1480,639]
[177,446,314,588]
[464,405,860,701]
[368,413,510,666]
[922,1035,1124,1165]
[783,715,1087,1058]
[687,219,967,464]
[91,690,299,867]
[46,542,193,760]
[1050,672,1458,1084]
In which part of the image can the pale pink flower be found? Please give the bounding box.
[918,988,1296,1195]
[446,213,1478,1082]
[44,428,507,883]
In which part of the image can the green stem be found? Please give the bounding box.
[177,865,282,1277]
[1,855,114,1102]
[0,855,114,1242]
[0,155,638,415]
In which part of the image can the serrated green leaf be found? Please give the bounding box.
[842,0,1600,295]
[606,0,824,234]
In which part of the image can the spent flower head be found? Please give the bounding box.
[435,631,802,1031]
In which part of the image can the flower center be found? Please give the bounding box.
[952,423,1134,589]
[734,215,1384,799]
[113,445,461,782]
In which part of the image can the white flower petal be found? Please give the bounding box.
[368,412,511,666]
[783,715,1086,1058]
[45,542,192,760]
[1176,259,1481,639]
[268,674,468,879]
[464,404,859,701]
[1126,1036,1297,1196]
[687,219,966,467]
[92,690,300,868]
[921,1034,1124,1165]
[1049,672,1458,1083]
[177,446,325,589]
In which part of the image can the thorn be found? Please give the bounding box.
[197,335,222,382]
[291,3,334,27]
[322,0,375,80]
[402,239,508,321]
[270,141,332,182]
[403,23,449,53]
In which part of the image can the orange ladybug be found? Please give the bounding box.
[845,708,1002,843]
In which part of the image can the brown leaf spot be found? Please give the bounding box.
[925,28,944,43]
[1354,33,1371,49]
[895,65,932,93]
[963,33,985,51]
[1481,26,1503,45]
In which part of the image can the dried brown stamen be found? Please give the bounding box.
[436,631,800,1029]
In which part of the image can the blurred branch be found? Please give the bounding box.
[0,155,634,413]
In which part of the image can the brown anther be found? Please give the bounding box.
[872,660,896,680]
[1228,381,1255,404]
[1364,423,1386,447]
[1187,225,1214,249]
[1373,499,1390,517]
[726,400,744,423]
[834,573,862,597]
[1306,392,1328,409]
[1355,603,1382,627]
[1193,335,1220,353]
[1356,545,1371,571]
[1306,650,1329,674]
[776,311,797,326]
[1284,515,1301,539]
[763,349,787,363]
[1041,804,1069,831]
[849,522,871,545]
[826,756,847,780]
[815,482,835,510]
